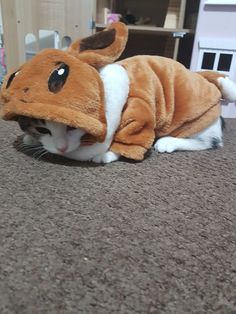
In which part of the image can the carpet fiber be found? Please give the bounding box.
[0,119,236,314]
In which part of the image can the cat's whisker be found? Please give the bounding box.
[30,147,43,156]
[18,145,44,154]
[18,144,40,150]
[32,148,46,159]
[36,150,49,161]
[24,144,42,148]
[15,142,29,150]
[16,141,43,151]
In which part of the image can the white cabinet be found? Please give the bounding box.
[190,0,236,117]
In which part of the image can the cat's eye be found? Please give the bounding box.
[67,125,76,131]
[48,63,69,93]
[35,127,51,135]
[6,70,20,89]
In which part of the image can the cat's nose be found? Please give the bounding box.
[57,144,68,154]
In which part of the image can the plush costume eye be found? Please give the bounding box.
[35,127,52,135]
[48,63,69,93]
[6,71,20,89]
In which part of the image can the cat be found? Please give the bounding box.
[18,115,225,163]
[17,63,228,164]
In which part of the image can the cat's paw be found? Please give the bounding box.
[154,137,178,153]
[23,134,39,146]
[92,151,120,163]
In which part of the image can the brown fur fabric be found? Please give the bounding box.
[111,57,222,160]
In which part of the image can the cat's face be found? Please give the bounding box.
[18,116,85,155]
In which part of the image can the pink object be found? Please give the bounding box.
[107,14,121,24]
[0,48,6,71]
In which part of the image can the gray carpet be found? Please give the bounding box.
[0,119,236,314]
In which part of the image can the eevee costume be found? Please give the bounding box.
[0,22,233,160]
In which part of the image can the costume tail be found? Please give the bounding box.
[198,71,236,102]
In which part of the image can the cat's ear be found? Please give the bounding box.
[67,22,128,68]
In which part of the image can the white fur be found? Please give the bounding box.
[23,134,40,146]
[154,118,223,153]
[92,151,120,163]
[218,77,236,102]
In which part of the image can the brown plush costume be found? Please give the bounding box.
[0,22,225,160]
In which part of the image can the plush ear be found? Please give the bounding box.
[67,22,128,68]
